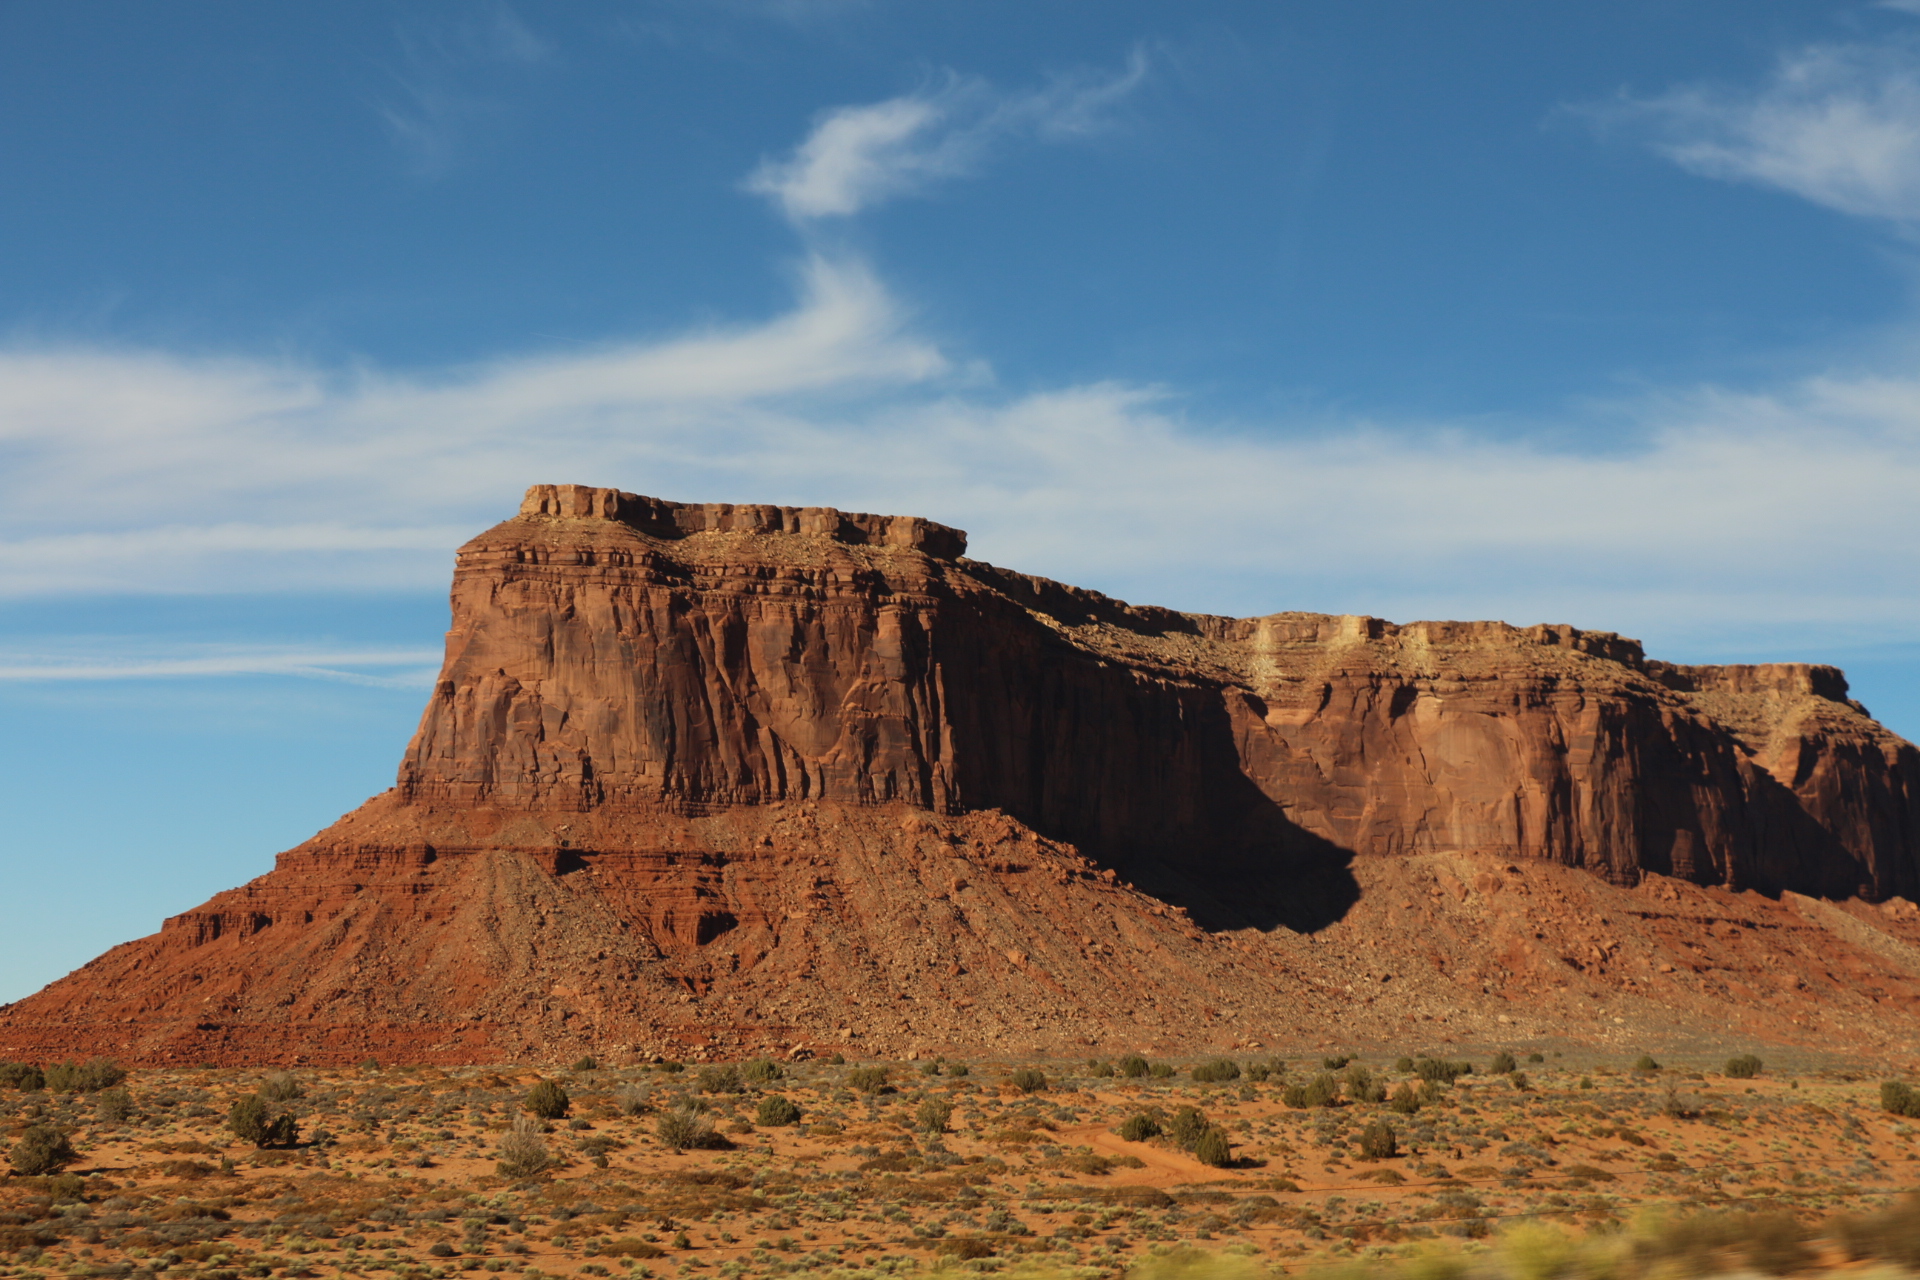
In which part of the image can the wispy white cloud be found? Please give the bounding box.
[745,52,1147,221]
[0,643,442,687]
[377,1,551,178]
[1590,35,1920,223]
[0,249,1916,659]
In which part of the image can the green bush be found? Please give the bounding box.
[1881,1081,1920,1118]
[742,1058,783,1084]
[1192,1126,1232,1167]
[1282,1072,1341,1109]
[1167,1105,1209,1151]
[1149,1063,1176,1079]
[1511,1071,1532,1091]
[1245,1061,1274,1083]
[1394,1057,1415,1073]
[227,1094,300,1148]
[915,1096,953,1134]
[1388,1084,1422,1115]
[44,1058,126,1093]
[571,1056,599,1072]
[1344,1063,1385,1103]
[0,1061,44,1091]
[1490,1051,1517,1074]
[755,1095,802,1127]
[1010,1067,1048,1093]
[1726,1054,1763,1079]
[1117,1113,1161,1142]
[696,1064,743,1094]
[1358,1119,1398,1159]
[1322,1055,1351,1070]
[1632,1054,1661,1072]
[1527,1052,1545,1063]
[7,1124,77,1176]
[920,1061,942,1076]
[95,1087,135,1123]
[526,1080,571,1119]
[847,1066,890,1093]
[947,1063,969,1077]
[1190,1059,1240,1084]
[1117,1054,1149,1078]
[1414,1058,1473,1084]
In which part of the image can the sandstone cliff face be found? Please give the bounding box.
[3,482,1917,1066]
[403,484,1919,908]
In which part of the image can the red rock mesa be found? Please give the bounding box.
[4,484,1917,1065]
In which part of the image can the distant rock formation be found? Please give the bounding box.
[3,483,1917,1065]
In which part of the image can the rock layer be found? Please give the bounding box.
[3,483,1917,1065]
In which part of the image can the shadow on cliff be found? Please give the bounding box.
[1102,814,1362,936]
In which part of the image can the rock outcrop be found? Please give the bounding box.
[3,483,1917,1065]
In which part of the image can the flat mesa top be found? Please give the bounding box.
[516,483,969,559]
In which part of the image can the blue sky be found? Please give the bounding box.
[4,0,1920,1002]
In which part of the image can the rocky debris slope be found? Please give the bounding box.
[2,483,1916,1066]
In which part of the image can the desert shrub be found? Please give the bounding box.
[616,1084,649,1117]
[228,1095,300,1148]
[1190,1059,1240,1084]
[846,1066,889,1093]
[497,1114,556,1178]
[259,1071,302,1101]
[1882,1081,1920,1118]
[1192,1126,1232,1167]
[1394,1056,1416,1072]
[696,1064,743,1094]
[0,1061,44,1091]
[228,1095,269,1144]
[1118,1054,1149,1078]
[915,1095,953,1134]
[1149,1063,1176,1078]
[1117,1113,1161,1142]
[1389,1084,1422,1115]
[1167,1105,1209,1151]
[43,1058,125,1093]
[1632,1054,1661,1072]
[1088,1060,1115,1078]
[1344,1063,1385,1103]
[755,1095,802,1127]
[1245,1061,1273,1082]
[1636,1209,1814,1276]
[1527,1051,1545,1063]
[742,1058,783,1084]
[1662,1087,1705,1119]
[95,1086,134,1123]
[1726,1054,1763,1079]
[571,1056,598,1072]
[1358,1119,1399,1159]
[655,1101,722,1152]
[659,1060,685,1073]
[1511,1071,1532,1091]
[1490,1051,1517,1074]
[1283,1072,1341,1109]
[1414,1058,1473,1084]
[7,1125,78,1176]
[1833,1194,1920,1268]
[947,1063,969,1077]
[1010,1067,1048,1093]
[526,1080,571,1119]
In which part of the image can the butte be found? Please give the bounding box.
[3,483,1917,1065]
